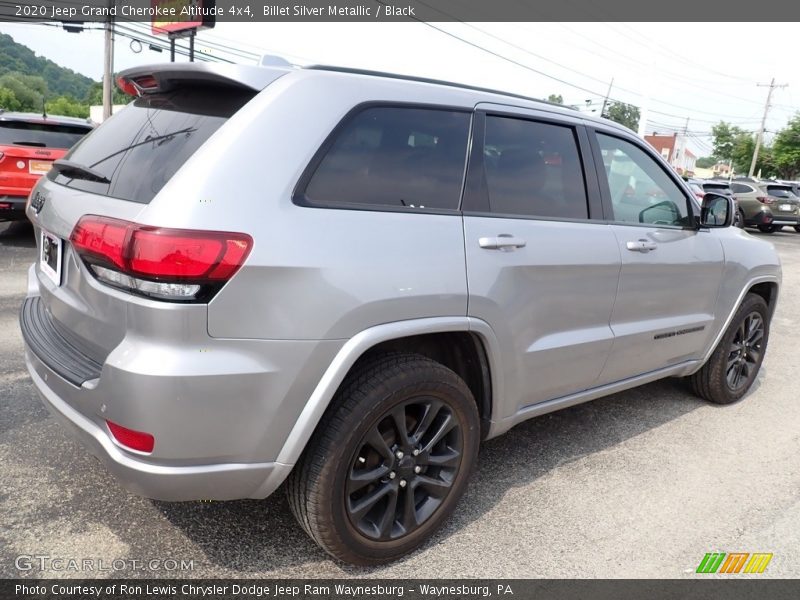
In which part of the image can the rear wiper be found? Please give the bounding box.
[88,127,196,168]
[52,159,111,184]
[13,141,47,147]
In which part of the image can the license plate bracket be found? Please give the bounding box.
[40,229,63,286]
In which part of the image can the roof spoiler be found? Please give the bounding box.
[116,62,292,97]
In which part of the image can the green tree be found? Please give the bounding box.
[771,114,800,179]
[695,156,716,168]
[84,81,133,106]
[0,86,21,111]
[546,94,563,105]
[0,72,48,112]
[603,102,640,131]
[711,122,745,161]
[45,95,89,118]
[711,121,766,174]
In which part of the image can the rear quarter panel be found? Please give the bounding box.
[137,71,482,340]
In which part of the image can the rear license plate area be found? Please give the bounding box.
[40,229,63,286]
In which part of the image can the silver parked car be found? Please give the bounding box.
[20,62,781,565]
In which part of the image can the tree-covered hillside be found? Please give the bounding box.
[0,33,130,118]
[0,32,94,99]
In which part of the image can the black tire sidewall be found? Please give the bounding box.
[709,294,770,403]
[316,358,479,563]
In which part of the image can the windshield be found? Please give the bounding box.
[49,85,254,204]
[0,121,90,148]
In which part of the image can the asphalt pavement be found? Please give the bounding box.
[1,220,798,579]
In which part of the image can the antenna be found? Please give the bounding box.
[42,97,47,119]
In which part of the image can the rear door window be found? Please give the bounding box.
[300,106,471,211]
[0,121,89,149]
[49,86,254,204]
[482,115,589,220]
[731,183,755,194]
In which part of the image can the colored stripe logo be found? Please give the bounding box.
[697,553,772,574]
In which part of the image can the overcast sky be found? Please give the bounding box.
[1,21,797,157]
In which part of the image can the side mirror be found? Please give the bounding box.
[699,193,734,228]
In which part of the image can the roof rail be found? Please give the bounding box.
[304,64,573,110]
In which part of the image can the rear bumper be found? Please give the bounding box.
[770,215,800,226]
[0,195,27,220]
[25,349,291,501]
[20,265,342,500]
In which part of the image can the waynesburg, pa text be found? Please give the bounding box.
[16,583,510,598]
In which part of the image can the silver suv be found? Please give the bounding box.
[20,63,781,565]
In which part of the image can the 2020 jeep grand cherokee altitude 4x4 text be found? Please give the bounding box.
[20,62,781,565]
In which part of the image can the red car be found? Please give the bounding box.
[0,112,93,221]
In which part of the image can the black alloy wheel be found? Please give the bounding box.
[689,293,770,405]
[345,398,462,541]
[287,352,480,565]
[725,311,765,392]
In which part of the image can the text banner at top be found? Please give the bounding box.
[1,0,799,23]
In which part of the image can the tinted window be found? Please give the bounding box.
[766,185,795,198]
[0,121,90,149]
[49,86,254,204]
[597,134,690,226]
[731,183,755,194]
[304,107,470,210]
[482,116,588,219]
[702,183,733,195]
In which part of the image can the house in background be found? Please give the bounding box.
[713,161,732,177]
[644,133,697,177]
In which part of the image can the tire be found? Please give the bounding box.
[794,225,800,233]
[757,224,775,233]
[689,293,770,405]
[287,352,480,565]
[736,210,746,229]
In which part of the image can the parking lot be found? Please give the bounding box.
[0,220,798,579]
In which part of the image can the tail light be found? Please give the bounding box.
[70,215,252,302]
[756,196,774,204]
[106,420,155,453]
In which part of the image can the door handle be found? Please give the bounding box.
[479,234,527,251]
[626,239,658,253]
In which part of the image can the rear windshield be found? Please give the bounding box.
[0,121,90,149]
[703,183,733,195]
[766,186,795,198]
[49,86,254,204]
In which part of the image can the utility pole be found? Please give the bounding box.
[601,77,614,117]
[102,4,114,121]
[749,78,787,178]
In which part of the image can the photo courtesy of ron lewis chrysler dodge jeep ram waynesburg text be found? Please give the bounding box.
[20,62,781,565]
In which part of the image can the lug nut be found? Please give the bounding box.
[358,456,366,464]
[389,471,396,479]
[412,449,420,456]
[414,466,422,474]
[399,479,407,488]
[395,450,404,459]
